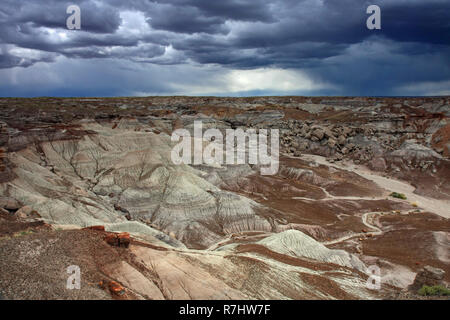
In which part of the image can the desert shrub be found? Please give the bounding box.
[418,285,450,297]
[390,192,407,200]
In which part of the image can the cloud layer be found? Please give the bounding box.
[0,0,449,96]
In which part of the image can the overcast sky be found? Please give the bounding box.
[0,0,449,97]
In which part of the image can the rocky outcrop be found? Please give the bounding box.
[0,96,448,300]
[408,266,446,292]
[0,197,21,211]
[105,232,131,248]
[431,123,450,157]
[0,120,273,249]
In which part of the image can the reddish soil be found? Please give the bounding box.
[362,212,450,282]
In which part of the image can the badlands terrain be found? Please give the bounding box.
[0,96,448,300]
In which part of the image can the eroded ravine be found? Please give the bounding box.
[299,154,450,219]
[0,96,449,299]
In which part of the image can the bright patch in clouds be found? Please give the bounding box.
[171,68,332,95]
[226,68,329,93]
[118,11,150,36]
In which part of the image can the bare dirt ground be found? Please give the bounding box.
[0,96,448,299]
[301,154,450,219]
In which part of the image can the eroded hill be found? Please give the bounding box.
[0,96,448,300]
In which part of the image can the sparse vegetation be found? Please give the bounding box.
[418,285,450,297]
[13,230,34,237]
[390,192,407,200]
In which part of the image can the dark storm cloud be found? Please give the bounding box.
[0,52,55,69]
[381,0,450,45]
[109,0,276,26]
[0,0,449,96]
[0,0,130,63]
[0,44,57,69]
[180,0,276,22]
[0,50,38,69]
[300,37,450,96]
[0,52,23,69]
[147,4,230,35]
